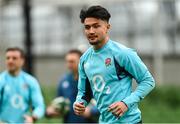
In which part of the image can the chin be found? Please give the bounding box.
[8,68,16,72]
[8,69,14,71]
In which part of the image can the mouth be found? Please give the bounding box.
[88,36,97,40]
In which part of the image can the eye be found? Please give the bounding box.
[12,57,17,60]
[85,25,90,30]
[93,24,100,28]
[6,57,10,60]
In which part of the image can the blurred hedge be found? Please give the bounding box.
[144,85,180,107]
[37,85,180,123]
[140,85,180,123]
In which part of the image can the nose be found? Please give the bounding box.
[89,27,95,34]
[8,57,13,62]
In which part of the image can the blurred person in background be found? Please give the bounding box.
[0,47,45,123]
[46,49,99,123]
[73,5,155,123]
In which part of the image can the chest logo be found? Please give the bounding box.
[62,81,69,89]
[105,58,111,67]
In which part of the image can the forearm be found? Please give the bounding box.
[75,90,88,107]
[122,71,155,108]
[32,105,45,119]
[75,76,91,107]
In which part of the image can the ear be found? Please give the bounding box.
[106,23,111,33]
[21,58,25,66]
[107,23,111,30]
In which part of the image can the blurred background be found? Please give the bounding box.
[0,0,180,123]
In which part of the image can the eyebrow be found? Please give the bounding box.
[84,22,99,27]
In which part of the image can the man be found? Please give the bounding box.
[73,5,155,123]
[46,49,99,123]
[0,47,45,123]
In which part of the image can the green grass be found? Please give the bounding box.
[37,85,180,123]
[140,101,180,123]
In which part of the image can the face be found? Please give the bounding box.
[65,53,80,73]
[6,51,24,73]
[84,17,110,45]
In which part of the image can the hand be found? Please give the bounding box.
[46,106,60,117]
[73,102,86,116]
[0,121,6,124]
[24,115,34,124]
[108,101,128,118]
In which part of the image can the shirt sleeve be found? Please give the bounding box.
[119,49,155,108]
[57,79,63,97]
[30,78,45,119]
[0,77,5,105]
[74,58,92,107]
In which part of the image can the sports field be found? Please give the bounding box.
[37,85,180,123]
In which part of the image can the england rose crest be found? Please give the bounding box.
[105,58,111,67]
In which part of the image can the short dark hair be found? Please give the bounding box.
[6,47,25,58]
[80,5,111,23]
[67,49,82,57]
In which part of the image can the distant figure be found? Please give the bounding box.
[73,5,155,123]
[46,49,99,123]
[0,47,45,123]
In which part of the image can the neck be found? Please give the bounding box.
[72,71,78,80]
[93,36,109,50]
[8,69,21,77]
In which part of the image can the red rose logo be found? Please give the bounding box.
[105,58,111,66]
